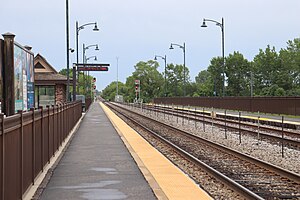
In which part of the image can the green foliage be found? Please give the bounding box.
[100,37,300,99]
[125,60,164,102]
[59,69,95,98]
[102,81,126,101]
[225,51,251,96]
[207,57,224,96]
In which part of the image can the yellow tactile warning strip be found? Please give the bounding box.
[100,102,213,200]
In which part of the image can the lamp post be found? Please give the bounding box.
[154,55,167,97]
[116,57,119,97]
[201,17,225,96]
[66,0,70,102]
[75,21,99,99]
[85,56,97,97]
[169,43,186,96]
[83,44,99,95]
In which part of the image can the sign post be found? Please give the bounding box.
[134,79,140,103]
[73,63,109,101]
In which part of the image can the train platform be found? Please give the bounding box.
[36,102,212,200]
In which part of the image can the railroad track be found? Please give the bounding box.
[138,104,300,149]
[107,102,300,200]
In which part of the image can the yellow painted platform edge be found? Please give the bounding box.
[100,102,213,200]
[101,103,168,200]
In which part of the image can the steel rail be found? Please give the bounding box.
[106,102,263,200]
[141,104,300,147]
[108,102,300,198]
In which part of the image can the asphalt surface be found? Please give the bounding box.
[39,102,156,200]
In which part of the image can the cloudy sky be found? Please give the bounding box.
[1,0,299,91]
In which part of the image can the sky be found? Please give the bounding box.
[1,0,300,91]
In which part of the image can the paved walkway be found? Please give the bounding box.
[39,102,156,200]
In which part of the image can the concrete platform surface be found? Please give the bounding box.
[39,102,156,200]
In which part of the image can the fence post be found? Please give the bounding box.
[17,110,23,200]
[1,114,5,200]
[46,105,50,163]
[257,111,260,144]
[194,107,197,129]
[176,105,178,123]
[211,107,214,133]
[52,105,55,156]
[30,108,36,185]
[224,110,227,139]
[73,102,75,128]
[39,106,44,172]
[203,107,205,132]
[281,116,284,158]
[239,111,241,144]
[57,105,60,148]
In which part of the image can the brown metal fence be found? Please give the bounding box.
[0,101,82,200]
[154,97,300,116]
[85,98,92,111]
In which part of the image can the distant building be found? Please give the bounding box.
[34,54,71,107]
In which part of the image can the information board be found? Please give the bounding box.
[14,43,34,112]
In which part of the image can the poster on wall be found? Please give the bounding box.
[14,45,24,112]
[14,43,34,113]
[27,52,34,108]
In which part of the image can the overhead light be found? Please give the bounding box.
[154,56,157,60]
[93,23,99,31]
[201,20,207,28]
[95,45,99,51]
[169,44,174,50]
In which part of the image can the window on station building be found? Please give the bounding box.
[35,86,55,107]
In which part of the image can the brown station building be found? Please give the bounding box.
[34,54,71,107]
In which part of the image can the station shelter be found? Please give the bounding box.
[34,54,71,107]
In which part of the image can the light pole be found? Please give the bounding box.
[169,43,186,96]
[116,57,119,97]
[201,17,225,96]
[83,44,99,95]
[66,0,71,101]
[154,55,167,97]
[85,56,97,97]
[75,21,99,99]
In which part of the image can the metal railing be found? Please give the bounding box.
[0,101,82,200]
[85,97,92,111]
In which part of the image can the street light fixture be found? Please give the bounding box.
[154,55,167,97]
[83,44,99,96]
[201,17,225,96]
[86,56,97,97]
[75,21,99,100]
[169,42,186,96]
[86,56,97,61]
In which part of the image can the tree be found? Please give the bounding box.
[279,38,300,95]
[253,45,280,95]
[102,81,126,101]
[59,68,95,98]
[207,57,224,96]
[165,63,190,97]
[194,70,214,96]
[225,51,251,96]
[125,60,164,102]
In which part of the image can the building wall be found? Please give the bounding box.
[55,84,66,104]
